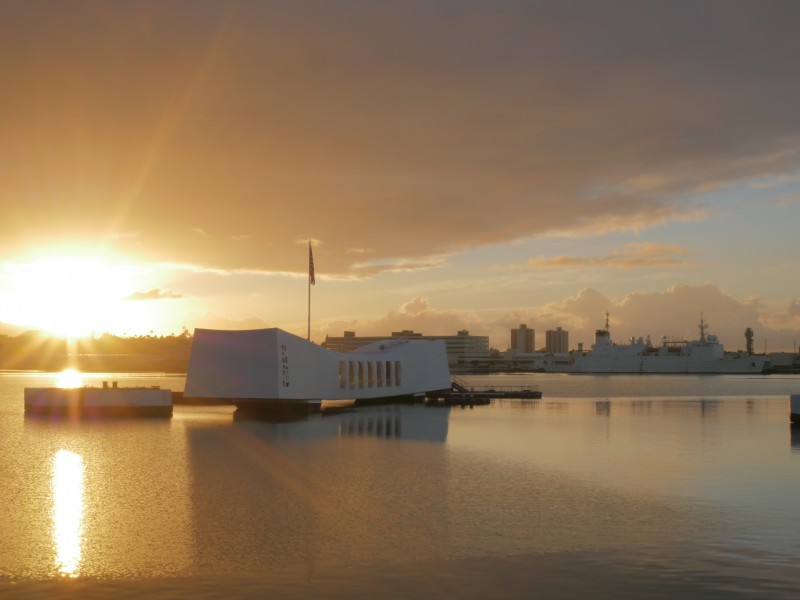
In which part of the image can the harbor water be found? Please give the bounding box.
[2,371,800,598]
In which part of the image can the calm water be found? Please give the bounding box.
[2,371,800,598]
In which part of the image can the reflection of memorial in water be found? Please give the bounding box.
[337,405,449,443]
[232,403,451,443]
[184,404,453,574]
[340,409,402,438]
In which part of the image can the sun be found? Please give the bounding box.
[56,369,84,388]
[0,255,145,338]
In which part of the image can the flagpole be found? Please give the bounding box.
[307,240,314,341]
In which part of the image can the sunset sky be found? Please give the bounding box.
[1,1,799,351]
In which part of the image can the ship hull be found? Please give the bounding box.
[559,355,768,374]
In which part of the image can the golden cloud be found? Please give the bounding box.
[526,242,696,270]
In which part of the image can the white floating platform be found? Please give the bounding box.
[24,383,172,418]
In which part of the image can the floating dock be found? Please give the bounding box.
[425,376,542,406]
[24,381,173,418]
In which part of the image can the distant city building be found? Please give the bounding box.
[546,327,569,353]
[510,324,535,354]
[323,330,490,370]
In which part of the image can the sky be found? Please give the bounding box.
[1,0,799,352]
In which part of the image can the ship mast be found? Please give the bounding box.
[698,312,707,343]
[604,311,610,333]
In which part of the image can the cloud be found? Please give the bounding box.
[533,284,800,352]
[539,208,708,239]
[110,231,140,240]
[2,2,800,275]
[398,297,431,317]
[761,298,800,334]
[155,261,301,278]
[526,243,695,270]
[349,256,448,278]
[320,283,799,352]
[777,193,800,208]
[322,296,481,340]
[126,288,183,301]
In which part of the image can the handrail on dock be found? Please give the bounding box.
[430,376,543,403]
[450,375,540,394]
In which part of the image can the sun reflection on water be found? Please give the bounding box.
[52,449,85,577]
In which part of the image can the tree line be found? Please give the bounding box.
[0,330,193,372]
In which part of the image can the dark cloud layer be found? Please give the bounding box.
[2,1,799,274]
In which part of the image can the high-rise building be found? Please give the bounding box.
[510,324,535,354]
[546,327,569,353]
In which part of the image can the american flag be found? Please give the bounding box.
[308,241,315,285]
